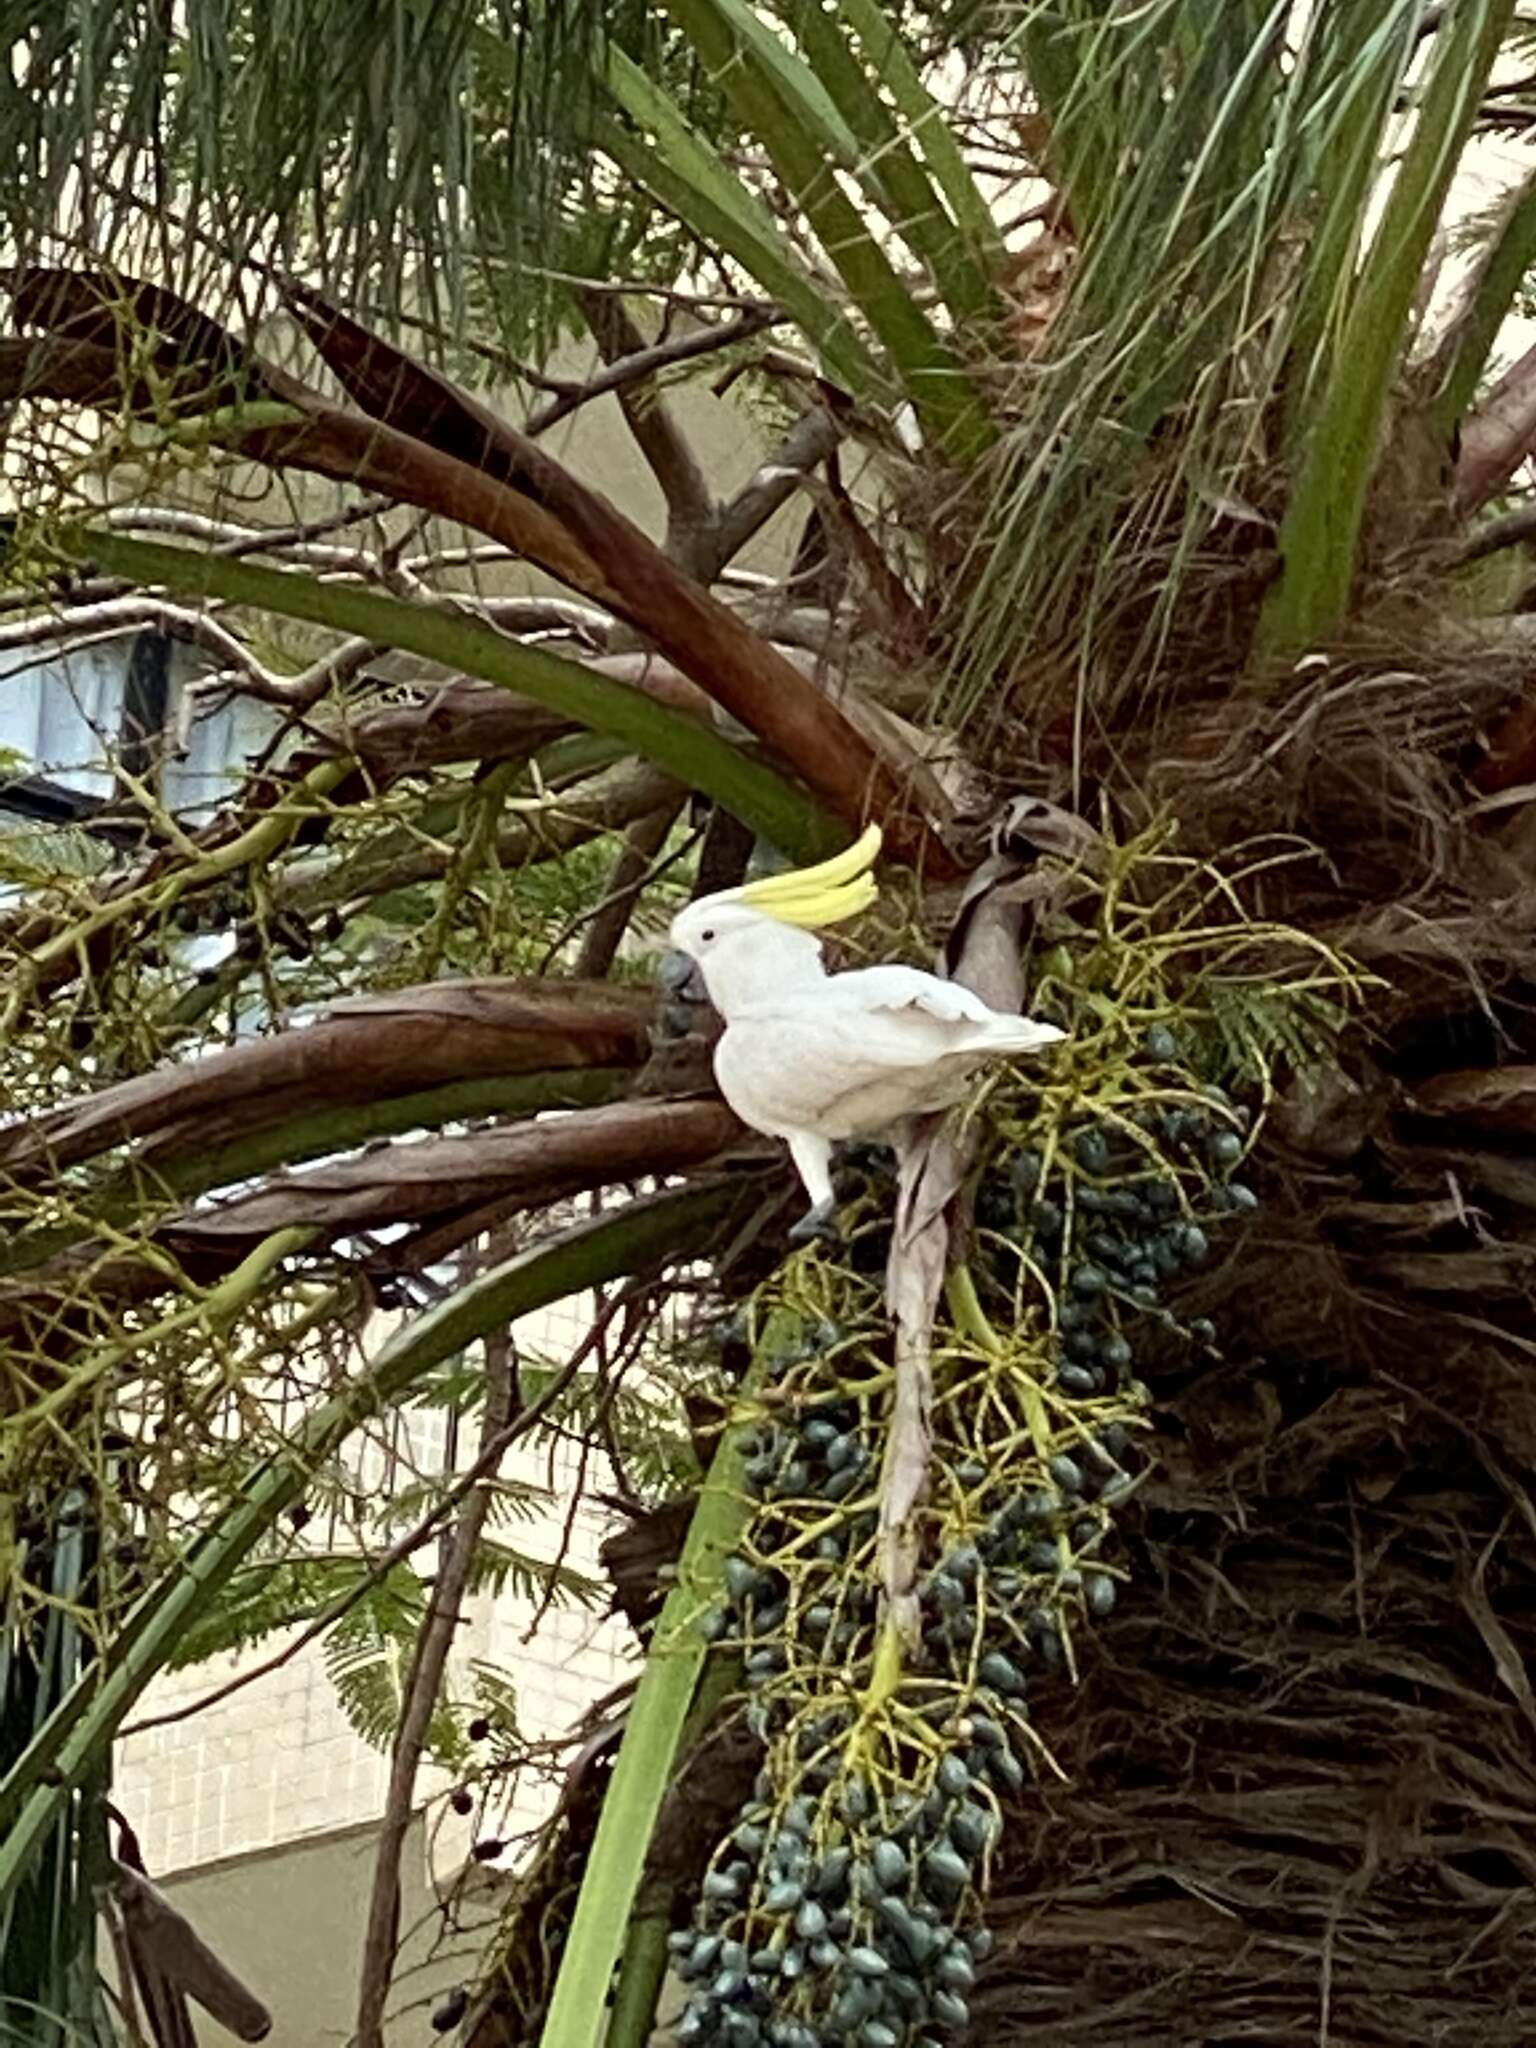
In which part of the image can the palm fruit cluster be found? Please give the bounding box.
[670,1087,1258,2043]
[666,835,1349,2048]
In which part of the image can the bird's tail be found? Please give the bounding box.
[978,1017,1067,1055]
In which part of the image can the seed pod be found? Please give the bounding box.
[703,1869,742,1903]
[713,1967,747,2000]
[1210,1128,1243,1166]
[936,1945,976,1992]
[875,1894,933,1965]
[949,1804,990,1858]
[1075,1128,1110,1173]
[922,1845,971,1897]
[968,1926,995,1961]
[724,1556,760,1604]
[849,1946,890,1979]
[1101,1334,1133,1371]
[946,1544,980,1585]
[779,1947,805,1982]
[871,1838,908,1889]
[932,1987,971,2027]
[691,1934,724,1976]
[1085,1572,1118,1617]
[763,1879,803,1913]
[813,1846,852,1899]
[431,1987,469,2032]
[988,1746,1026,1793]
[955,1456,988,1486]
[832,1983,878,2028]
[823,1464,862,1502]
[1143,1023,1179,1060]
[937,1753,971,1798]
[927,1570,966,1615]
[978,1650,1025,1695]
[783,1796,815,1836]
[1070,1263,1107,1297]
[840,1777,872,1823]
[1058,1363,1098,1396]
[720,1939,749,1975]
[861,2024,899,2048]
[1048,1453,1085,1495]
[794,1898,828,1942]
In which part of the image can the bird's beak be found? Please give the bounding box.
[658,949,707,1001]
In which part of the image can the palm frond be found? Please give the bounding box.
[0,0,624,350]
[939,0,1455,733]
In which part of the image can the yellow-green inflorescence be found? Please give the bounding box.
[670,832,1362,2048]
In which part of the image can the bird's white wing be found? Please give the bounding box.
[830,964,999,1025]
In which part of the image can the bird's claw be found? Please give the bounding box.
[788,1201,842,1248]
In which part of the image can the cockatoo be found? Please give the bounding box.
[664,826,1066,1241]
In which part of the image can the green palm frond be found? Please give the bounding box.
[0,0,628,349]
[162,1552,372,1670]
[468,1537,603,1610]
[321,1563,430,1752]
[1192,977,1355,1084]
[939,0,1452,730]
[0,822,115,883]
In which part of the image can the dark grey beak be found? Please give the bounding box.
[658,949,706,1002]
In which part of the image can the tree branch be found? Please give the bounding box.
[525,302,780,441]
[1455,338,1536,511]
[354,1296,516,2048]
[1452,497,1536,566]
[701,407,843,583]
[574,800,688,979]
[577,288,715,557]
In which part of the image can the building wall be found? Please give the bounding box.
[106,1810,501,2047]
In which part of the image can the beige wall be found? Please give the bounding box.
[104,1810,501,2045]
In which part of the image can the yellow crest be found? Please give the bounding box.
[730,824,882,929]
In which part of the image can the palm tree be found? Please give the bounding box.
[3,4,1536,2044]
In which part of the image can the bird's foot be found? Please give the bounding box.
[788,1199,842,1248]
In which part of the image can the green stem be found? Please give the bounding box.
[1259,0,1516,654]
[608,1905,673,2048]
[764,0,998,329]
[593,99,889,409]
[833,0,1005,272]
[660,0,995,461]
[1432,164,1536,432]
[61,529,843,865]
[538,1345,769,2048]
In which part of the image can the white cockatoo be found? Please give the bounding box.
[664,826,1066,1240]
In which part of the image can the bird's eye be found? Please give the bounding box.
[701,927,716,943]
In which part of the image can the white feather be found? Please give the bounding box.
[666,899,1066,1205]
